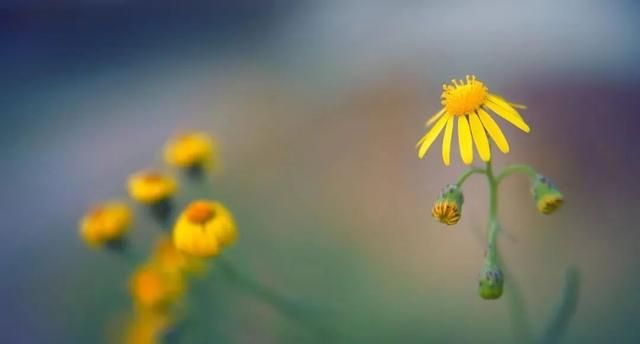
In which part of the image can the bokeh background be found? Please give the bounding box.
[2,1,640,343]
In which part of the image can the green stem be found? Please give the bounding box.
[485,161,499,266]
[456,167,486,187]
[496,164,537,184]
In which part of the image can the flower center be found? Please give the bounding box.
[142,172,164,184]
[185,201,216,224]
[441,75,488,115]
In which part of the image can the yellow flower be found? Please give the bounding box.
[531,175,564,215]
[173,200,237,258]
[432,201,461,225]
[127,170,177,204]
[129,264,184,311]
[432,184,464,225]
[79,202,132,247]
[122,311,172,344]
[163,132,216,169]
[417,75,530,165]
[151,235,206,277]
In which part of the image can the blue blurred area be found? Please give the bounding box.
[2,1,640,343]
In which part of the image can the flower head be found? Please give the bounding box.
[478,264,504,300]
[417,75,530,165]
[130,264,184,311]
[531,175,564,215]
[432,184,464,225]
[173,200,237,258]
[164,132,216,170]
[79,202,132,247]
[127,170,177,204]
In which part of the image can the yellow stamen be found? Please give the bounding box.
[441,75,488,116]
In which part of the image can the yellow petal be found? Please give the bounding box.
[484,96,530,133]
[489,94,527,110]
[426,108,446,126]
[469,113,491,161]
[477,109,510,153]
[441,116,454,166]
[457,116,473,164]
[417,114,449,158]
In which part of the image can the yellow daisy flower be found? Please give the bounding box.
[173,200,237,258]
[163,132,216,169]
[127,170,177,204]
[129,264,184,311]
[417,75,530,165]
[79,202,132,247]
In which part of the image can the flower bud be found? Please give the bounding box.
[432,184,464,225]
[478,264,504,300]
[531,175,564,215]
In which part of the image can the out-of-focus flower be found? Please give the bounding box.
[163,132,216,170]
[173,200,237,258]
[531,175,564,215]
[130,264,184,311]
[151,236,206,277]
[432,184,464,225]
[478,264,504,300]
[79,202,132,247]
[127,170,177,205]
[417,75,530,165]
[122,311,173,344]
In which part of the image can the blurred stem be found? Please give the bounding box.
[485,161,499,266]
[541,267,581,344]
[216,257,333,340]
[496,164,537,183]
[500,257,533,343]
[456,167,486,187]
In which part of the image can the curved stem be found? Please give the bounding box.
[456,167,486,187]
[496,164,537,184]
[485,161,499,266]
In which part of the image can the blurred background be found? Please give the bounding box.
[2,0,640,343]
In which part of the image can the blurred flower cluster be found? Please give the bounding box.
[78,131,237,343]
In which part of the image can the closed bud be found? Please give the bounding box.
[478,264,504,300]
[432,184,464,225]
[531,175,564,215]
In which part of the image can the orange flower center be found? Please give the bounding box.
[142,172,164,183]
[441,75,488,115]
[185,202,216,224]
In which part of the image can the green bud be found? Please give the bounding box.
[432,184,464,225]
[479,264,504,300]
[531,175,564,215]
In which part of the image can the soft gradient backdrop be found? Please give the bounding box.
[2,1,640,343]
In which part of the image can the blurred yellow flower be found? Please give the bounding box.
[173,200,237,258]
[122,311,172,344]
[130,264,184,311]
[151,235,206,277]
[127,170,177,204]
[79,202,132,247]
[417,75,530,165]
[164,132,216,169]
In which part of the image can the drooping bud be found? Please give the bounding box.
[531,175,564,215]
[478,264,504,300]
[432,184,464,225]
